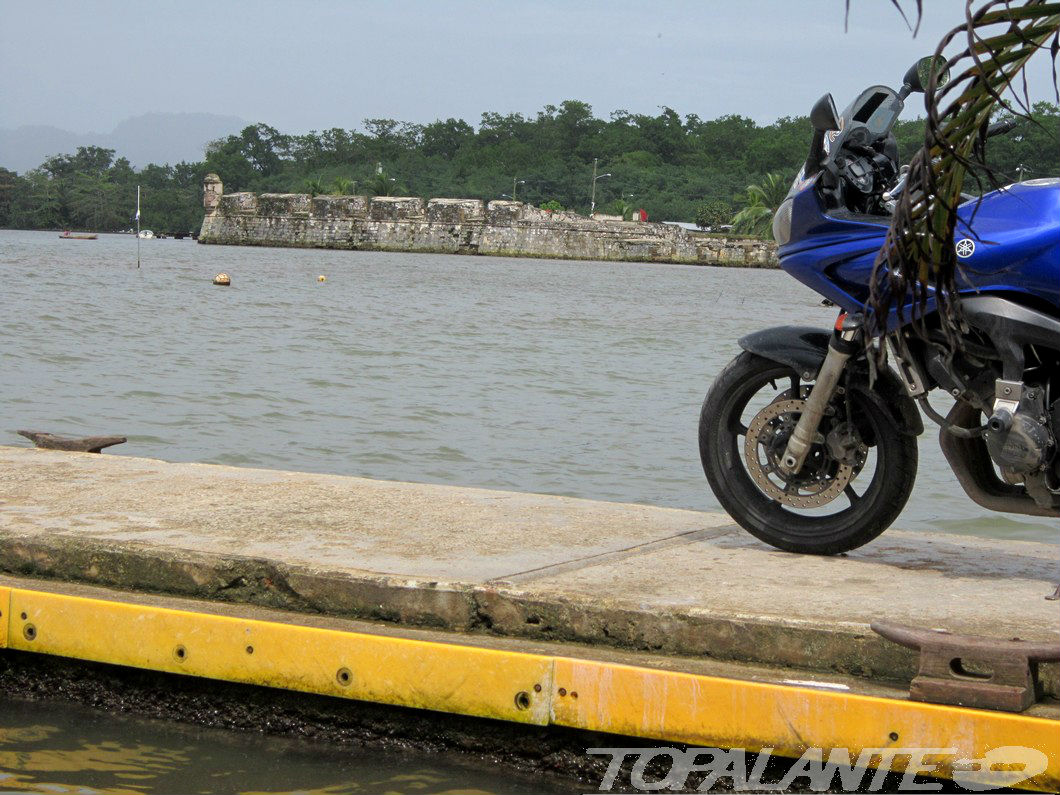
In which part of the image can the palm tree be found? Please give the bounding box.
[731,172,790,238]
[368,172,399,196]
[871,1,1059,342]
[303,178,326,196]
[330,177,353,195]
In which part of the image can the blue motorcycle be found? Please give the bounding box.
[700,57,1060,554]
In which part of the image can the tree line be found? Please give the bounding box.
[0,100,1056,235]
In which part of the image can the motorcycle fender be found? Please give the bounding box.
[738,326,831,380]
[852,371,925,437]
[738,325,924,436]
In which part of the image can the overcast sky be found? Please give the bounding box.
[2,0,1056,133]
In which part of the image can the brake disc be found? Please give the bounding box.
[743,398,856,509]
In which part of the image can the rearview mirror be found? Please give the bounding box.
[810,93,840,132]
[903,55,950,94]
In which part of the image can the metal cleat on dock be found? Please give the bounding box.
[17,430,127,454]
[872,620,1060,712]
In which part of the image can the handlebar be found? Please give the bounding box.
[880,118,1019,207]
[986,118,1019,138]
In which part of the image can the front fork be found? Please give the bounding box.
[779,313,864,476]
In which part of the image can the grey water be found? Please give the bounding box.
[1,229,1053,542]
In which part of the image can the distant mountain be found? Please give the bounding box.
[0,112,249,173]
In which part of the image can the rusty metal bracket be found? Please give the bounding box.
[871,620,1060,712]
[17,430,127,454]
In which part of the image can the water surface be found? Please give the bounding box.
[0,697,575,794]
[0,229,1053,542]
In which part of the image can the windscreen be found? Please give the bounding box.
[848,88,902,137]
[822,85,903,163]
[787,85,905,204]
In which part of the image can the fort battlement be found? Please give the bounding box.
[197,175,778,267]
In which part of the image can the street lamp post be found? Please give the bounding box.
[590,158,611,216]
[512,178,526,202]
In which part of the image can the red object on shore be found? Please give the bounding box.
[638,208,648,222]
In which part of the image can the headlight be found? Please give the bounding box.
[772,198,794,245]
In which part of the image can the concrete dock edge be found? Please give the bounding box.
[1,446,1057,697]
[0,534,926,685]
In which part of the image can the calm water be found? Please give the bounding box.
[0,229,1053,542]
[0,697,578,794]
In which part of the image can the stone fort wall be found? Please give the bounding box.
[198,182,778,268]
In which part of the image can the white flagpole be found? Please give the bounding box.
[136,185,141,269]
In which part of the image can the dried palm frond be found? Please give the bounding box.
[867,0,1059,346]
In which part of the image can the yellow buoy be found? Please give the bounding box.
[318,274,326,282]
[213,273,231,286]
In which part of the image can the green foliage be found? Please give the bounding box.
[0,144,204,233]
[0,167,20,223]
[982,102,1060,183]
[539,199,564,212]
[694,199,732,230]
[1,103,1056,233]
[601,197,637,220]
[330,177,354,195]
[367,170,399,196]
[732,172,791,238]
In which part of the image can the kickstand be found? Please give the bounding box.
[1047,583,1060,601]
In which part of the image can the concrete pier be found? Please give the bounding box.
[1,445,1058,789]
[1,445,1057,686]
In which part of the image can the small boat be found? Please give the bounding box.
[59,231,98,240]
[138,229,154,239]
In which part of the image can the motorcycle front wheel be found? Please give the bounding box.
[699,351,918,554]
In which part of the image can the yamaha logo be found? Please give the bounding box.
[955,238,975,258]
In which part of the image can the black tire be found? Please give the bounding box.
[699,351,918,554]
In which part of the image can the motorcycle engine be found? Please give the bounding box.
[984,382,1056,476]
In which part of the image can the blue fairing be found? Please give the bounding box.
[778,179,1060,322]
